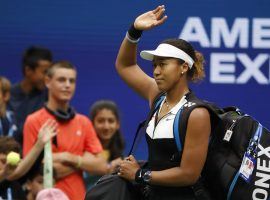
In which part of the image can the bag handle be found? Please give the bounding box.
[128,120,146,156]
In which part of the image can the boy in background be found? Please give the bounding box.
[9,46,53,144]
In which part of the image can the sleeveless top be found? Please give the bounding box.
[144,91,212,199]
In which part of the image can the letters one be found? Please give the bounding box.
[252,144,270,200]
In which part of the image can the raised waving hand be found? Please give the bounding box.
[134,5,167,31]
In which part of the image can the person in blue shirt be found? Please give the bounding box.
[0,76,17,138]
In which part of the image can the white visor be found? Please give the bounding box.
[140,43,194,68]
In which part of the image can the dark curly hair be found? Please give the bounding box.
[22,46,52,75]
[161,38,205,82]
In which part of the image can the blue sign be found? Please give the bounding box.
[0,1,269,155]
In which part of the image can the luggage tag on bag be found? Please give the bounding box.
[239,151,256,183]
[224,130,233,142]
[223,120,236,142]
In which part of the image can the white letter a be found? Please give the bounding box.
[179,17,210,47]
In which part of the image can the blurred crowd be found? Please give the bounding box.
[0,46,125,200]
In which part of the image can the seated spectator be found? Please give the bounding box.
[24,166,43,200]
[9,46,53,144]
[84,100,125,189]
[6,119,57,181]
[0,119,57,200]
[0,136,26,200]
[0,76,18,138]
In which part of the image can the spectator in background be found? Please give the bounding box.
[0,76,18,138]
[23,61,110,200]
[0,136,26,199]
[84,100,125,188]
[24,166,43,200]
[0,120,57,200]
[9,46,53,144]
[90,100,125,162]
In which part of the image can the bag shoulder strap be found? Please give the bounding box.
[175,92,212,152]
[128,92,166,155]
[173,107,184,152]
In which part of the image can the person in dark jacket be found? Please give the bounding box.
[9,46,53,144]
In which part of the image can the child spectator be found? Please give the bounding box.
[90,100,125,162]
[0,136,26,199]
[0,119,57,199]
[84,100,125,189]
[24,166,43,200]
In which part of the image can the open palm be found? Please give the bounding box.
[38,119,58,145]
[134,5,167,31]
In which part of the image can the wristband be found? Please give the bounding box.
[125,32,140,44]
[128,23,143,40]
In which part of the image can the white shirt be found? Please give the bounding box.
[146,95,187,139]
